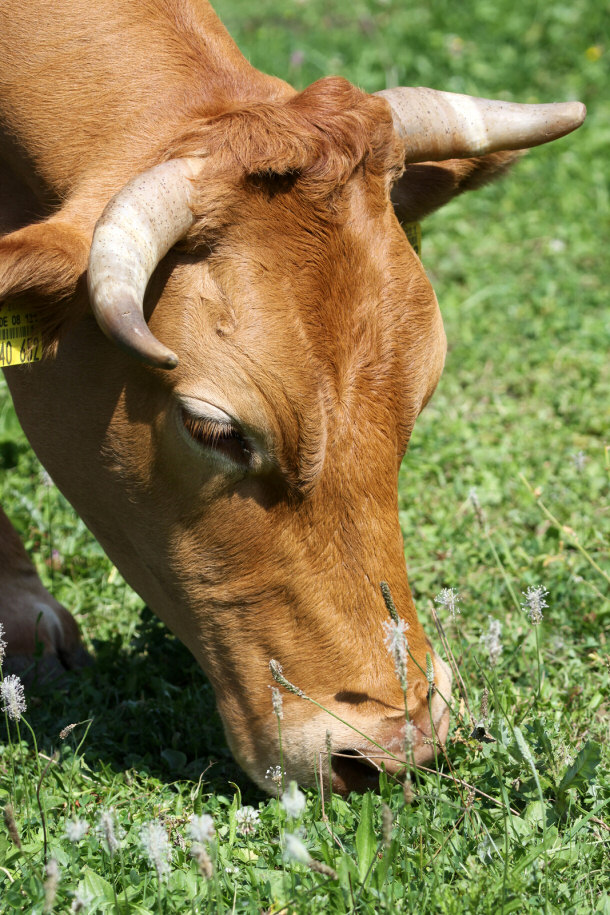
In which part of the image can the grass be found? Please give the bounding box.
[1,0,609,911]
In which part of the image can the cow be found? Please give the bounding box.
[0,0,584,794]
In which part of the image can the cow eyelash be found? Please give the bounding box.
[182,411,233,444]
[181,408,252,466]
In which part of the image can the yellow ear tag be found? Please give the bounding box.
[0,302,43,367]
[402,221,422,259]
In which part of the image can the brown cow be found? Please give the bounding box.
[0,0,584,793]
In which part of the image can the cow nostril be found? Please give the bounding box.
[331,750,384,795]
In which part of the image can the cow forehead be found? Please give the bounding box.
[151,174,436,494]
[161,180,431,451]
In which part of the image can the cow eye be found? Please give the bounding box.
[181,408,252,467]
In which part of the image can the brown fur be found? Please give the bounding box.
[171,78,404,196]
[0,0,523,791]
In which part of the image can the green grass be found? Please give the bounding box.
[1,0,609,911]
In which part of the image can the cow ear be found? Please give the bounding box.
[0,218,90,348]
[391,150,522,223]
[0,218,89,308]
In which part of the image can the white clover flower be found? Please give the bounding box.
[0,622,6,667]
[284,832,311,865]
[141,820,172,880]
[188,813,215,844]
[480,618,502,669]
[521,586,548,625]
[234,805,260,836]
[65,818,89,842]
[96,809,124,857]
[1,674,27,720]
[281,781,306,819]
[382,618,409,691]
[434,588,461,619]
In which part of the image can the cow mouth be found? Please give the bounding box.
[331,748,399,794]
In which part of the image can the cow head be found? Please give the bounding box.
[0,78,584,792]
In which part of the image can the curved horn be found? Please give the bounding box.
[375,88,586,163]
[87,157,204,369]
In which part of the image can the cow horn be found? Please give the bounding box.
[87,157,204,369]
[375,88,586,162]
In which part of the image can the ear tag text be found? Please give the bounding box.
[0,303,42,367]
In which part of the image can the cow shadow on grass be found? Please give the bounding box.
[13,606,264,803]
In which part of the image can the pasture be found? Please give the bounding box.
[1,0,608,911]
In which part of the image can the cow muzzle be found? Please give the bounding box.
[235,650,452,795]
[325,651,452,795]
